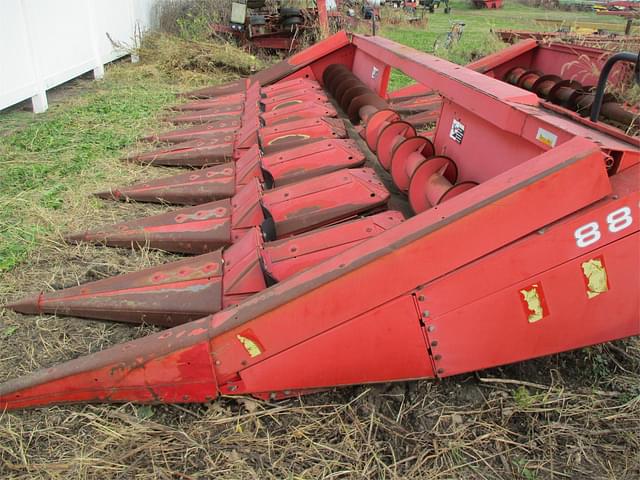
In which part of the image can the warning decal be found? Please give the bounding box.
[450,119,464,144]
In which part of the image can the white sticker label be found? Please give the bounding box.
[371,66,379,79]
[536,128,558,147]
[449,119,464,144]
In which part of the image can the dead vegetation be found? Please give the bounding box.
[138,32,265,81]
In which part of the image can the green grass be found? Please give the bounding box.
[379,0,632,89]
[0,66,184,271]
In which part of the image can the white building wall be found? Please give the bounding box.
[0,0,159,112]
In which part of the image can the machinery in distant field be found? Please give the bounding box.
[415,0,451,14]
[212,0,334,51]
[595,1,639,35]
[496,28,640,51]
[471,0,502,7]
[1,33,638,411]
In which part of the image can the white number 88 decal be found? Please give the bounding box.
[574,206,633,248]
[606,207,632,233]
[574,222,601,248]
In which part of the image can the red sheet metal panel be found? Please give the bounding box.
[0,318,220,409]
[261,101,337,126]
[425,233,639,377]
[222,229,267,308]
[351,48,391,98]
[261,168,390,238]
[229,296,434,394]
[262,211,405,281]
[259,117,347,147]
[261,138,365,186]
[207,138,611,383]
[418,164,639,322]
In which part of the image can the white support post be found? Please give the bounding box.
[30,91,48,113]
[86,0,104,80]
[20,0,48,113]
[93,64,105,80]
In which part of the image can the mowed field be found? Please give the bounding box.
[1,1,638,479]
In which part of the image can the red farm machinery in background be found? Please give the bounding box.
[212,0,332,51]
[471,0,502,8]
[1,32,638,410]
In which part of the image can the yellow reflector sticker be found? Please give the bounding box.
[237,334,262,357]
[582,258,609,299]
[520,284,545,323]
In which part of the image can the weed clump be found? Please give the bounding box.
[155,0,230,38]
[138,32,264,80]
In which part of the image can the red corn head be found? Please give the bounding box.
[172,93,247,111]
[261,167,390,239]
[94,162,236,205]
[126,136,236,167]
[261,101,337,126]
[2,32,639,414]
[8,213,404,326]
[181,78,249,98]
[142,119,241,144]
[65,197,239,254]
[130,117,347,168]
[146,101,336,146]
[97,139,365,205]
[169,105,246,124]
[67,168,390,254]
[6,253,224,327]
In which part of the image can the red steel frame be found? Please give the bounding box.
[0,32,638,410]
